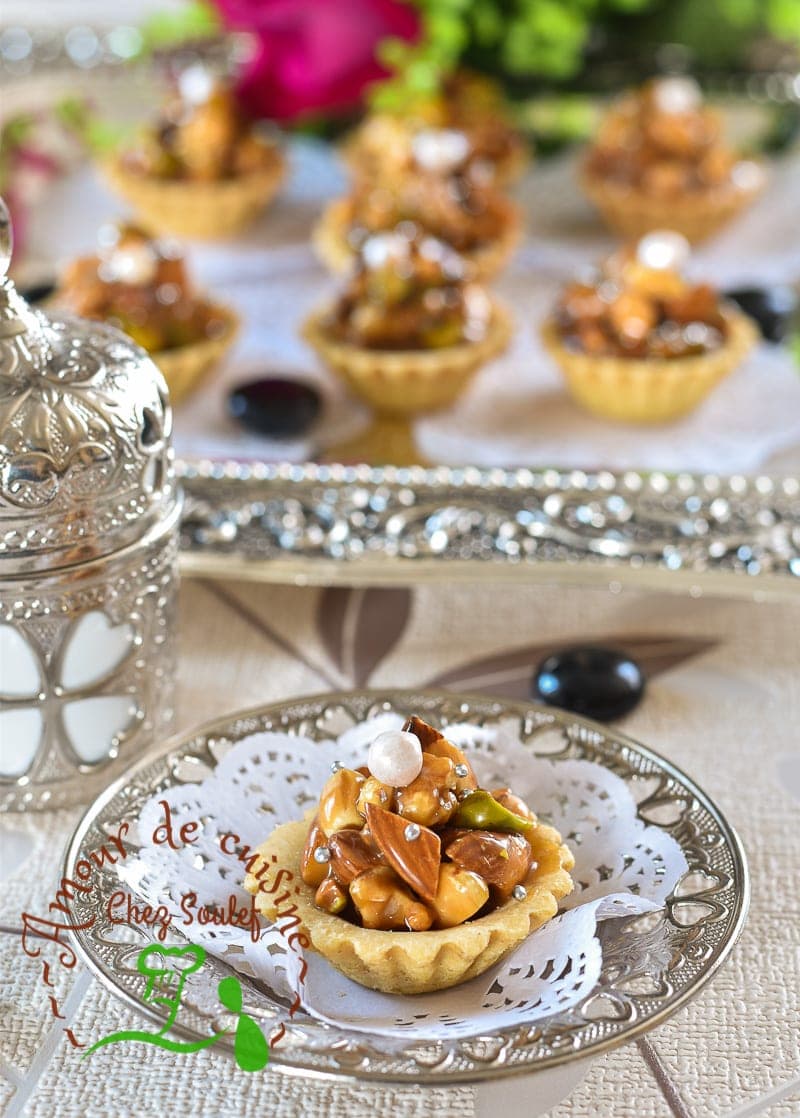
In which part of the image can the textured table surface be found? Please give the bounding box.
[1,576,799,1117]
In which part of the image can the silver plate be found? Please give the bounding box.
[64,689,749,1084]
[178,460,800,598]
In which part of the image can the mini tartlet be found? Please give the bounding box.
[104,69,284,239]
[57,223,238,404]
[245,717,574,994]
[581,77,765,243]
[542,231,757,423]
[314,135,521,281]
[304,228,512,414]
[344,71,528,189]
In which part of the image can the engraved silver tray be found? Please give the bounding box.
[178,460,800,598]
[64,690,749,1084]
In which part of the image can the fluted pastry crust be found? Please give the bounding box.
[542,307,757,424]
[245,810,574,995]
[303,300,512,414]
[103,155,285,240]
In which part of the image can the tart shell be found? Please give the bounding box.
[154,305,239,405]
[303,299,512,415]
[245,811,574,995]
[580,165,765,244]
[541,307,757,424]
[103,154,285,240]
[312,196,522,282]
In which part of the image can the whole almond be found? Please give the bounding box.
[328,828,384,886]
[365,802,441,902]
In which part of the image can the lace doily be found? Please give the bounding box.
[119,715,687,1041]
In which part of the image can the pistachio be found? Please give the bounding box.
[315,874,348,915]
[357,775,395,817]
[317,768,366,836]
[491,786,536,821]
[328,828,384,886]
[395,753,458,828]
[445,830,532,898]
[300,815,330,887]
[350,866,434,931]
[429,863,489,928]
[364,803,441,902]
[451,789,535,836]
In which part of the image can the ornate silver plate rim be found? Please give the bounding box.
[176,458,800,598]
[64,689,750,1085]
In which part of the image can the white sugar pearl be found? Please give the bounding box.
[651,76,701,115]
[412,128,470,174]
[179,62,214,106]
[367,729,423,787]
[636,231,690,272]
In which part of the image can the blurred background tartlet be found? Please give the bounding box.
[542,230,758,423]
[344,70,529,189]
[104,67,285,240]
[305,227,511,414]
[316,115,521,281]
[581,77,766,243]
[56,223,238,404]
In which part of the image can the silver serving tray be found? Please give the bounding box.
[64,690,749,1084]
[178,460,800,597]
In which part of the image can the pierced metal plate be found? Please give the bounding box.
[177,461,800,598]
[64,690,749,1085]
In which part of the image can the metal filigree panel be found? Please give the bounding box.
[178,460,800,597]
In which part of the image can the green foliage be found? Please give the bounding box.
[140,0,219,52]
[375,0,800,107]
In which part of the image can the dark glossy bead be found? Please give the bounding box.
[724,286,797,344]
[533,646,645,721]
[19,280,57,305]
[228,377,322,438]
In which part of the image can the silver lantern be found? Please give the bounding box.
[0,200,182,811]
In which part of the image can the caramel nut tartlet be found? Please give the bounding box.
[581,77,765,243]
[105,70,284,239]
[304,227,512,415]
[245,717,574,995]
[343,70,529,189]
[542,231,757,423]
[56,222,238,404]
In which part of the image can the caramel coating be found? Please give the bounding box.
[317,769,366,836]
[328,828,385,886]
[315,875,348,915]
[300,815,329,888]
[395,754,458,828]
[445,830,532,898]
[357,775,395,817]
[350,866,434,931]
[429,862,489,928]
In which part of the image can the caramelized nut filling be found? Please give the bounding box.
[326,226,492,352]
[121,79,279,183]
[554,237,728,360]
[57,223,228,353]
[301,716,546,932]
[585,77,751,200]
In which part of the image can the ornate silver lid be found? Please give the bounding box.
[0,199,179,576]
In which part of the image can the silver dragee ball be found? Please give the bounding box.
[368,729,423,787]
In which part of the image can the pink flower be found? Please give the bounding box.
[214,0,420,121]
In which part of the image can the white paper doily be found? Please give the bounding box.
[119,715,687,1042]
